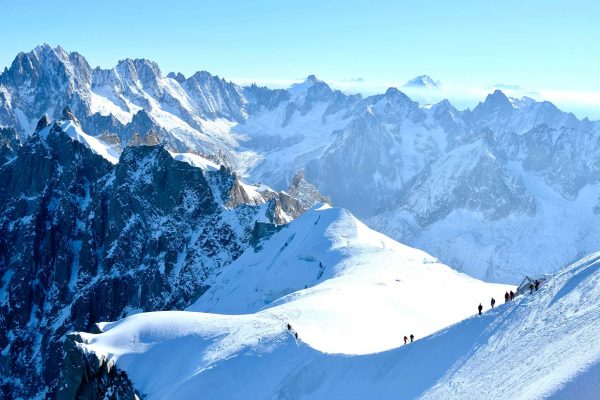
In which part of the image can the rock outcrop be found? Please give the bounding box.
[58,334,140,400]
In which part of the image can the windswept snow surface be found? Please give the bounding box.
[80,249,600,399]
[76,205,563,399]
[189,205,510,354]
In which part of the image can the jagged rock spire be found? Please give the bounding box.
[34,114,51,133]
[62,106,81,127]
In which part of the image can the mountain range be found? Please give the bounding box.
[2,45,599,283]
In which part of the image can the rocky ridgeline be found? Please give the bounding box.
[0,119,327,399]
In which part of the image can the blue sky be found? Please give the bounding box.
[1,0,599,117]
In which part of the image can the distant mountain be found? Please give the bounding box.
[402,75,441,90]
[2,44,600,283]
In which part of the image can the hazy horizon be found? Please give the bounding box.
[2,0,599,118]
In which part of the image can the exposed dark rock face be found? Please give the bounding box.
[58,334,140,400]
[34,114,51,133]
[0,124,277,399]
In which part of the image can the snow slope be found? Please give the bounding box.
[76,205,552,399]
[78,248,600,399]
[189,205,511,354]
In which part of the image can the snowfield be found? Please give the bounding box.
[189,205,511,354]
[79,206,600,400]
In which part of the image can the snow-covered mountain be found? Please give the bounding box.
[2,44,600,282]
[403,75,441,90]
[67,208,600,399]
[0,117,326,399]
[64,204,513,398]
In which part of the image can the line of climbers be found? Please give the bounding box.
[478,278,542,316]
[287,279,545,347]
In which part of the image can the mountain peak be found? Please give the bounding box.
[167,72,186,82]
[403,75,441,90]
[62,106,81,127]
[34,114,51,133]
[28,44,71,63]
[305,74,320,84]
[287,75,327,97]
[383,87,412,103]
[116,58,162,77]
[32,43,53,53]
[484,89,512,107]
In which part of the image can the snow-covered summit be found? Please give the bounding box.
[189,205,511,352]
[37,119,120,164]
[403,74,441,90]
[286,74,332,100]
[75,205,511,368]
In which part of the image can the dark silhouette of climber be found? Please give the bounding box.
[410,334,414,342]
[510,290,515,301]
[491,298,496,308]
[478,303,483,315]
[504,292,509,303]
[404,336,408,345]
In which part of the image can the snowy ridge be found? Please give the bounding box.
[79,245,600,399]
[77,205,522,399]
[38,120,120,164]
[189,205,511,354]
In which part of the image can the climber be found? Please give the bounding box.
[529,283,534,294]
[287,323,292,331]
[504,291,509,303]
[491,298,496,308]
[478,303,483,315]
[295,332,298,340]
[404,335,408,345]
[509,290,515,301]
[535,279,540,291]
[410,334,414,342]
